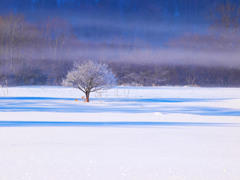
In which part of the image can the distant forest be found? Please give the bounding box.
[0,0,240,87]
[1,58,240,87]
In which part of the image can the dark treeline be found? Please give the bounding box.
[111,63,240,87]
[1,59,240,87]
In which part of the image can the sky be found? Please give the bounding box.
[0,0,240,67]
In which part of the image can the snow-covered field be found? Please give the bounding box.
[0,86,240,180]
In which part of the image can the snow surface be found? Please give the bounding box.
[0,86,240,180]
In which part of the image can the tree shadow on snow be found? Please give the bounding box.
[0,97,239,116]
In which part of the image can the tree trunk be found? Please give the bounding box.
[85,91,90,102]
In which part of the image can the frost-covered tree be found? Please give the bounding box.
[62,60,116,102]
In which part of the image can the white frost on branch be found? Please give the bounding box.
[62,60,116,101]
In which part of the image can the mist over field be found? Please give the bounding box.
[0,0,240,86]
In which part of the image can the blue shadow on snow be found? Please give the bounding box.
[0,97,239,116]
[0,121,239,127]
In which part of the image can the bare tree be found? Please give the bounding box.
[43,17,69,84]
[0,14,25,71]
[62,60,116,102]
[209,0,240,32]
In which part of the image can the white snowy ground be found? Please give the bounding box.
[0,86,240,180]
